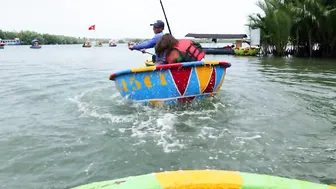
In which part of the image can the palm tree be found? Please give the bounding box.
[247,0,292,56]
[247,0,336,57]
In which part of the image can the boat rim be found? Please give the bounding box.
[71,169,335,189]
[109,61,231,80]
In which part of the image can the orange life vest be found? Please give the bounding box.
[173,39,205,62]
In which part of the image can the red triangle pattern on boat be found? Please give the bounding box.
[203,68,216,93]
[177,96,195,103]
[170,67,192,96]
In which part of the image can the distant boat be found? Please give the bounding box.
[82,41,92,48]
[0,38,23,46]
[0,39,4,49]
[30,39,42,49]
[109,40,117,47]
[95,41,103,47]
[128,42,140,46]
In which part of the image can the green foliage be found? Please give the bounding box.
[0,29,160,45]
[247,0,336,57]
[0,30,88,45]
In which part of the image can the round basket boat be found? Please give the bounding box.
[71,170,335,189]
[145,59,155,67]
[108,61,231,106]
[30,46,42,49]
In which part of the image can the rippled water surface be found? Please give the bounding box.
[0,45,335,189]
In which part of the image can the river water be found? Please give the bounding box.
[0,44,335,189]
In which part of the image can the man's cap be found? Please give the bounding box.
[150,20,165,28]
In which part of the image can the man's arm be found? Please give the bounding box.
[133,34,160,50]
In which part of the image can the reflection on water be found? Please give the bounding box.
[258,58,336,125]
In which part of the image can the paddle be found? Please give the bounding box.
[159,0,172,35]
[136,49,155,56]
[127,42,155,56]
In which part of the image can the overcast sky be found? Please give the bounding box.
[2,0,263,39]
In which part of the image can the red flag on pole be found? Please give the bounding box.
[88,25,95,30]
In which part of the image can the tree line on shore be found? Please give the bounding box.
[0,30,86,45]
[0,29,232,46]
[0,30,155,45]
[247,0,336,58]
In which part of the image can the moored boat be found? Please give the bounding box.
[185,33,248,55]
[109,60,231,106]
[234,46,260,56]
[185,32,261,56]
[0,39,4,49]
[0,38,23,46]
[71,169,336,189]
[202,47,235,55]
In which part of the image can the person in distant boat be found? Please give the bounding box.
[155,34,205,64]
[128,20,165,62]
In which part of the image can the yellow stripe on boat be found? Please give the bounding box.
[131,66,156,72]
[155,170,243,189]
[203,61,220,65]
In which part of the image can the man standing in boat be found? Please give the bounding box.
[128,20,165,62]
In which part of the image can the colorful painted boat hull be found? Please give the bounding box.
[109,61,231,106]
[71,170,336,189]
[30,46,41,49]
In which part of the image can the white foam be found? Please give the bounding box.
[69,88,234,153]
